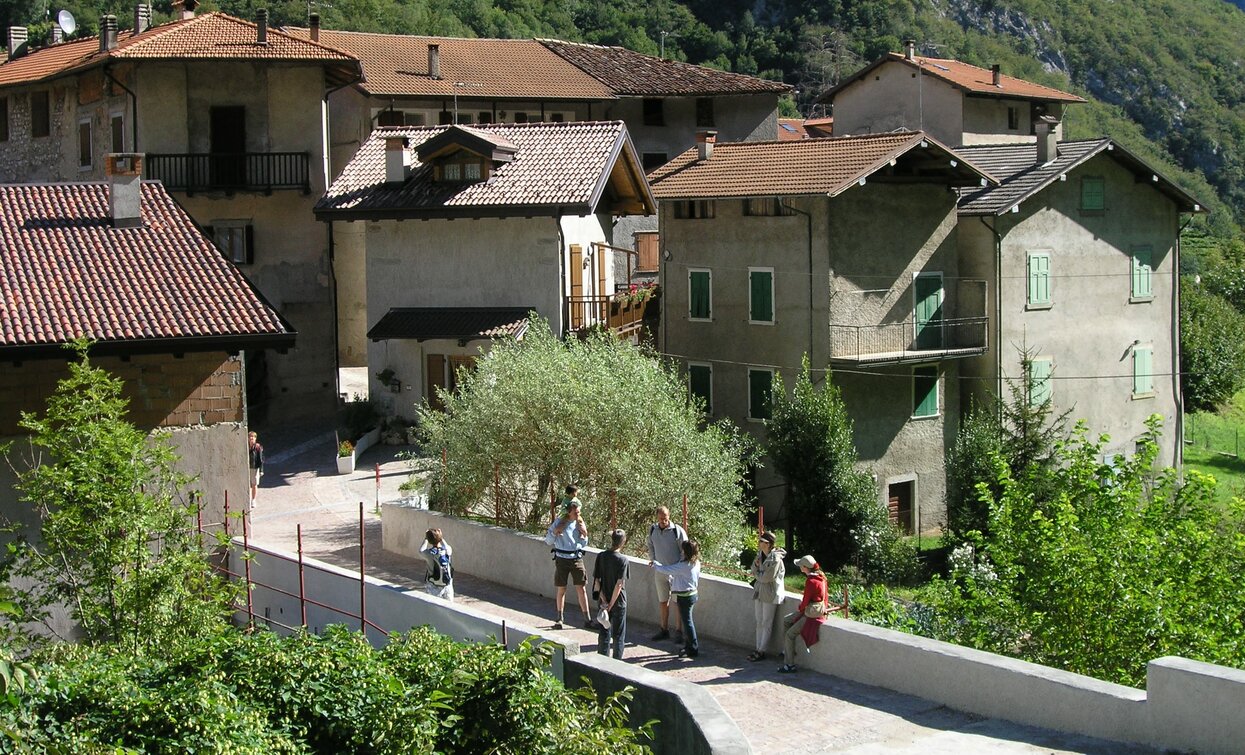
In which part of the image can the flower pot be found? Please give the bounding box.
[337,454,355,475]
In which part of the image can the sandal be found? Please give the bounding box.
[747,651,765,662]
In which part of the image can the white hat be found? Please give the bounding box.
[796,554,819,570]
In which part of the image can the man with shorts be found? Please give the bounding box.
[247,431,264,504]
[544,496,590,629]
[647,505,688,641]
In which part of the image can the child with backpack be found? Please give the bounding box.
[420,528,454,601]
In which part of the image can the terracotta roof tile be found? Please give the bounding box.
[368,307,531,341]
[648,132,993,199]
[956,139,1202,215]
[777,118,808,140]
[0,181,291,351]
[0,13,358,89]
[317,120,653,218]
[283,29,610,99]
[540,39,790,96]
[821,53,1085,105]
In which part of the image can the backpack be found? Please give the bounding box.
[428,546,452,587]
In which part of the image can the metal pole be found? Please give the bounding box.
[842,585,850,620]
[758,505,765,534]
[682,494,688,532]
[195,491,204,551]
[223,489,231,538]
[502,620,509,648]
[241,499,253,629]
[494,464,501,525]
[359,502,367,633]
[551,489,557,523]
[297,523,308,628]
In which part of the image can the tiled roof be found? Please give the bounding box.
[540,40,790,96]
[316,121,655,219]
[648,132,993,199]
[819,53,1085,105]
[280,28,788,98]
[368,307,531,341]
[955,139,1203,215]
[777,119,808,140]
[0,181,293,355]
[0,13,360,89]
[282,29,611,99]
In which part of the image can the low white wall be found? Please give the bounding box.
[383,507,1245,754]
[233,538,749,755]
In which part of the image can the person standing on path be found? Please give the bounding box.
[651,540,701,659]
[593,528,630,659]
[419,528,454,601]
[779,555,828,673]
[544,498,591,629]
[748,531,786,661]
[647,505,688,642]
[247,431,264,504]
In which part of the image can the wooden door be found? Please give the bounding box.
[426,354,446,411]
[569,244,584,327]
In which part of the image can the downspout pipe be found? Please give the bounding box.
[1174,214,1194,468]
[103,65,138,152]
[979,216,1004,408]
[555,215,567,337]
[781,199,816,369]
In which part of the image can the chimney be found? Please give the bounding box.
[50,26,62,44]
[991,64,1002,87]
[7,26,28,61]
[428,43,441,80]
[385,136,410,184]
[904,39,915,60]
[1035,116,1059,165]
[99,15,118,53]
[179,0,198,21]
[255,9,267,45]
[134,4,151,35]
[106,153,144,228]
[696,130,717,161]
[309,12,320,42]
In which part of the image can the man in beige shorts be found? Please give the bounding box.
[646,505,688,641]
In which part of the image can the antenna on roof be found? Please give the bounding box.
[659,30,678,59]
[56,9,76,35]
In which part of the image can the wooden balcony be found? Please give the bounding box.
[567,292,654,336]
[146,152,311,195]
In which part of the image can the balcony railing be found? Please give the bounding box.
[146,152,311,195]
[567,294,652,335]
[830,316,989,363]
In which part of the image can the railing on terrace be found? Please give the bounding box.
[830,316,989,363]
[146,152,311,195]
[566,293,651,334]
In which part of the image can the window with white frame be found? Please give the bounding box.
[748,267,774,324]
[204,220,254,265]
[688,269,711,320]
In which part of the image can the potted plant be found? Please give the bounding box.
[337,439,355,474]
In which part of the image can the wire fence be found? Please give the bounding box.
[1183,413,1242,459]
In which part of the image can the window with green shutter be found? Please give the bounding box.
[749,268,773,323]
[1133,346,1153,396]
[748,368,773,420]
[689,269,711,320]
[1027,357,1053,407]
[688,363,712,413]
[1081,176,1105,212]
[1027,251,1052,307]
[912,366,938,418]
[1131,246,1153,300]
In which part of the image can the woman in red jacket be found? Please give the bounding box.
[778,554,828,673]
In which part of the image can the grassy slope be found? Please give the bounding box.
[1183,390,1245,503]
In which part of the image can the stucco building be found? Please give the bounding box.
[0,155,294,540]
[0,7,362,422]
[314,121,655,417]
[649,131,993,531]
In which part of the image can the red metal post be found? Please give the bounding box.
[610,490,617,531]
[758,505,765,535]
[359,502,367,633]
[550,489,557,523]
[682,494,688,532]
[297,523,308,628]
[241,500,253,628]
[494,464,501,525]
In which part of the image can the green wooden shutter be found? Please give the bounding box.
[1082,177,1105,211]
[749,270,773,322]
[1028,358,1053,407]
[689,271,710,319]
[913,366,938,417]
[1131,247,1153,298]
[1133,347,1153,395]
[1028,252,1051,305]
[688,364,712,412]
[748,369,772,420]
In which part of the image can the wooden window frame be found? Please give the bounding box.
[205,220,255,265]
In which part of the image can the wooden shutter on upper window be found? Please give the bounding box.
[750,270,773,322]
[689,271,710,319]
[1131,247,1153,298]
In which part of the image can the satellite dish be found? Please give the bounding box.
[56,10,77,36]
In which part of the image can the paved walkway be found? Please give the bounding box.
[247,417,1153,754]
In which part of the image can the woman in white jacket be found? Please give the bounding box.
[748,531,785,661]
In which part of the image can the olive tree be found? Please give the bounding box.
[416,316,756,564]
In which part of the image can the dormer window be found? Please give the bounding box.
[418,124,517,186]
[436,157,486,183]
[444,163,461,181]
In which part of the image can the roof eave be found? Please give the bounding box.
[0,331,297,362]
[316,203,594,222]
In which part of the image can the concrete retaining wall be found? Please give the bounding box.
[382,506,1245,754]
[233,538,749,754]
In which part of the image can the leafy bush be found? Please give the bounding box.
[1180,279,1245,411]
[339,397,380,442]
[0,626,652,753]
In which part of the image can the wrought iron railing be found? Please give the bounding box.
[830,316,989,362]
[146,152,311,195]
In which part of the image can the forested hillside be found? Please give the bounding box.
[3,0,1243,235]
